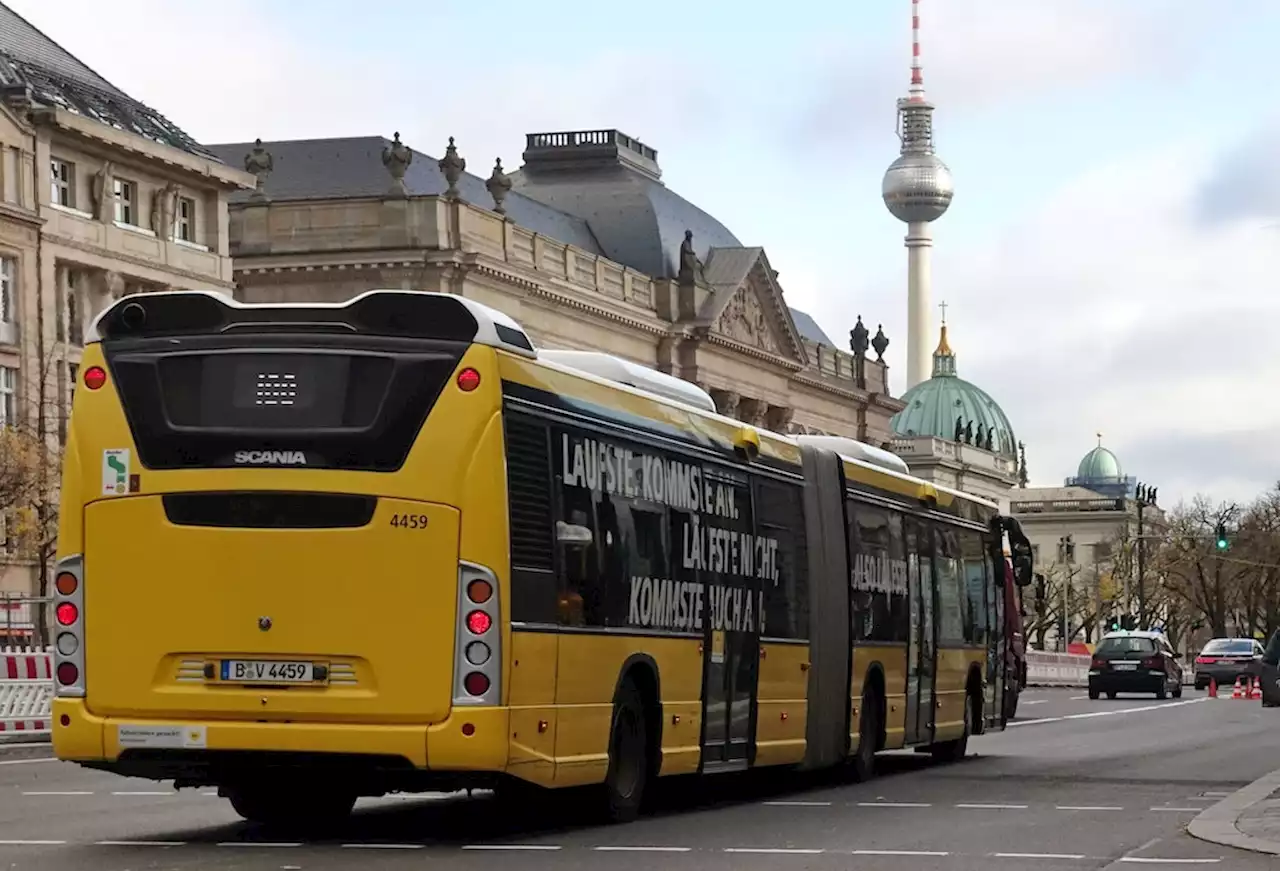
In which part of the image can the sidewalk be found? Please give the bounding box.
[1188,767,1280,856]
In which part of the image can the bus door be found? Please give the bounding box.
[905,519,937,745]
[984,558,1007,727]
[700,584,760,774]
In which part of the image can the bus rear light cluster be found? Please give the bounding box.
[453,562,500,707]
[51,555,86,697]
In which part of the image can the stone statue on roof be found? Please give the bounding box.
[382,132,412,197]
[677,229,703,285]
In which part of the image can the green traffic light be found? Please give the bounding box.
[1216,537,1228,550]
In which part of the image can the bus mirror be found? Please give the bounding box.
[1012,552,1033,587]
[555,521,593,547]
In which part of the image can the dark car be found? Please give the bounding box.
[1088,630,1184,700]
[1194,637,1265,691]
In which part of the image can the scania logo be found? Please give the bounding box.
[233,450,307,465]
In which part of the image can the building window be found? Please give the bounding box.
[1,148,17,205]
[113,178,136,225]
[0,366,15,427]
[50,159,74,208]
[176,196,195,242]
[0,257,13,326]
[66,271,82,345]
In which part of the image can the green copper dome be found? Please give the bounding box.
[890,324,1017,458]
[1077,444,1122,480]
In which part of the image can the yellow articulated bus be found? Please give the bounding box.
[50,289,1035,828]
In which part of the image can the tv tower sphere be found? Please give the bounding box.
[882,149,953,224]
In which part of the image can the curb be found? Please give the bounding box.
[1187,767,1280,856]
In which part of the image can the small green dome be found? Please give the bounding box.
[890,325,1017,458]
[1077,445,1122,480]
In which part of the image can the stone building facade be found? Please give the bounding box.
[0,2,254,620]
[207,131,905,442]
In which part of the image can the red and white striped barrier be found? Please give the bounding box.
[1025,650,1092,687]
[0,647,52,739]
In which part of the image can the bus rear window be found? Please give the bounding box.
[1096,636,1156,656]
[105,335,467,471]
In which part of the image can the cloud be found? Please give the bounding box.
[1193,118,1280,227]
[791,0,1201,151]
[911,141,1280,505]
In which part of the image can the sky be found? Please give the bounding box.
[9,0,1280,507]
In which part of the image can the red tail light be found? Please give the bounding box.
[56,662,79,685]
[1091,656,1106,669]
[465,610,492,635]
[55,602,79,626]
[1141,656,1162,669]
[463,672,490,696]
[83,366,107,390]
[456,368,481,392]
[1195,656,1216,664]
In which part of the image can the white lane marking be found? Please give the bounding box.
[594,846,693,852]
[0,839,67,845]
[858,801,932,807]
[855,849,949,856]
[725,847,825,854]
[216,841,303,848]
[112,790,174,796]
[462,844,562,851]
[1010,697,1207,727]
[763,800,832,807]
[96,840,186,847]
[201,790,218,796]
[23,790,93,796]
[1024,699,1048,705]
[0,757,56,765]
[1059,805,1125,811]
[341,844,424,850]
[1070,695,1091,700]
[956,802,1028,809]
[1151,807,1202,812]
[995,853,1087,860]
[1202,791,1233,797]
[1118,859,1220,864]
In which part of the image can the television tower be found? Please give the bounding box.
[882,0,953,390]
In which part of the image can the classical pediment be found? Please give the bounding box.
[699,247,807,365]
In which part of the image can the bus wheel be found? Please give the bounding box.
[851,686,880,782]
[932,690,973,763]
[603,677,649,823]
[224,781,356,831]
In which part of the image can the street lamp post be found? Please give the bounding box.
[1134,482,1158,629]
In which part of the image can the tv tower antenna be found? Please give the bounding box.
[882,0,954,391]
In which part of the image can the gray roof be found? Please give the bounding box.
[790,309,836,346]
[204,137,603,256]
[0,2,211,158]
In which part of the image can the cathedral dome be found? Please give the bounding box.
[890,324,1017,458]
[1077,445,1122,480]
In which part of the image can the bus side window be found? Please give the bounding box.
[958,529,988,644]
[934,527,968,646]
[848,503,908,643]
[756,478,809,640]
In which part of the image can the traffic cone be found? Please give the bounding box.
[1231,676,1245,699]
[1209,677,1217,698]
[1250,677,1263,700]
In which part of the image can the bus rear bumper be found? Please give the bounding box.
[52,698,511,781]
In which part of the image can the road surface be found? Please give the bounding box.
[0,688,1273,870]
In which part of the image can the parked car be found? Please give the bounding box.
[1193,637,1264,690]
[1258,630,1280,708]
[1088,630,1184,700]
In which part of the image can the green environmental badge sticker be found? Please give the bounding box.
[102,449,130,496]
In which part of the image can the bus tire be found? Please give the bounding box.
[851,684,880,782]
[224,781,356,831]
[603,676,649,823]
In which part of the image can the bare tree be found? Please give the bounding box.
[0,342,68,646]
[1155,497,1248,638]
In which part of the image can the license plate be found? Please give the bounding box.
[219,659,324,684]
[1114,662,1138,671]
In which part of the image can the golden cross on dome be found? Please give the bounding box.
[938,300,948,324]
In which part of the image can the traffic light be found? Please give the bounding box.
[1215,522,1229,550]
